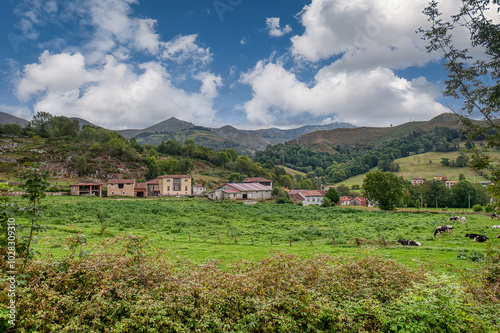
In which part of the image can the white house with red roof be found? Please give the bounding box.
[289,190,327,206]
[193,184,207,195]
[207,183,272,200]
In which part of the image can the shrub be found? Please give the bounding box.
[473,204,483,212]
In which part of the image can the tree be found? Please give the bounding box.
[363,171,406,211]
[19,157,50,258]
[440,158,450,166]
[420,0,500,207]
[325,187,340,203]
[30,111,54,137]
[2,123,22,137]
[336,184,351,196]
[228,173,246,183]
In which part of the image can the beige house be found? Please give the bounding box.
[158,175,192,196]
[107,179,135,196]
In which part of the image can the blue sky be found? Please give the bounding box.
[0,0,471,130]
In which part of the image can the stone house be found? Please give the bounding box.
[107,179,135,196]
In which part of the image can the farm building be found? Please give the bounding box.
[289,190,327,206]
[157,175,192,196]
[147,178,160,197]
[338,196,371,207]
[134,182,148,197]
[193,184,207,195]
[243,177,273,187]
[107,179,135,196]
[207,183,272,201]
[70,182,102,197]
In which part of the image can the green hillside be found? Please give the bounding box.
[338,149,497,188]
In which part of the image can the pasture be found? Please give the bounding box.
[16,196,500,273]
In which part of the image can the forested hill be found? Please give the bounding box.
[287,113,462,150]
[254,113,483,185]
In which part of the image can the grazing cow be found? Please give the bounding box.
[434,225,453,236]
[492,225,500,229]
[461,216,466,224]
[473,235,489,242]
[497,234,500,239]
[465,233,481,239]
[397,239,421,246]
[491,213,499,220]
[448,216,460,222]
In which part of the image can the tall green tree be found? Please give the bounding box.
[420,0,500,207]
[325,187,340,204]
[19,157,50,258]
[363,171,406,211]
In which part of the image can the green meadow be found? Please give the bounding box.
[15,196,500,273]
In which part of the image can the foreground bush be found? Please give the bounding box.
[1,244,499,332]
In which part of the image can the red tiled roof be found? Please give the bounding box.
[147,178,160,185]
[108,179,135,184]
[157,175,191,179]
[339,196,353,202]
[243,177,272,183]
[134,183,148,189]
[298,190,326,197]
[193,184,205,187]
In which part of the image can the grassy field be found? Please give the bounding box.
[11,196,500,274]
[338,149,500,188]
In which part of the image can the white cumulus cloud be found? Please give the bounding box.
[266,17,292,37]
[239,60,448,127]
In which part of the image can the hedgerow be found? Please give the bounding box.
[2,245,499,332]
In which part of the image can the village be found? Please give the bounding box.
[67,173,492,207]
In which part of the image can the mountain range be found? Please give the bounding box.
[0,111,354,153]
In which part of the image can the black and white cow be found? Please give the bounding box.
[434,225,453,236]
[473,235,489,242]
[397,239,421,246]
[448,216,460,222]
[497,234,500,239]
[465,233,481,239]
[492,225,500,229]
[491,213,499,220]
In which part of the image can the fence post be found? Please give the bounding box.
[290,239,292,246]
[382,237,386,247]
[309,239,313,246]
[251,238,254,245]
[271,239,273,245]
[203,235,206,242]
[234,237,238,243]
[189,234,191,242]
[218,236,222,243]
[355,238,360,246]
[332,236,336,245]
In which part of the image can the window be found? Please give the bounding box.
[185,186,187,191]
[118,184,124,189]
[173,178,181,191]
[167,186,170,191]
[185,179,188,182]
